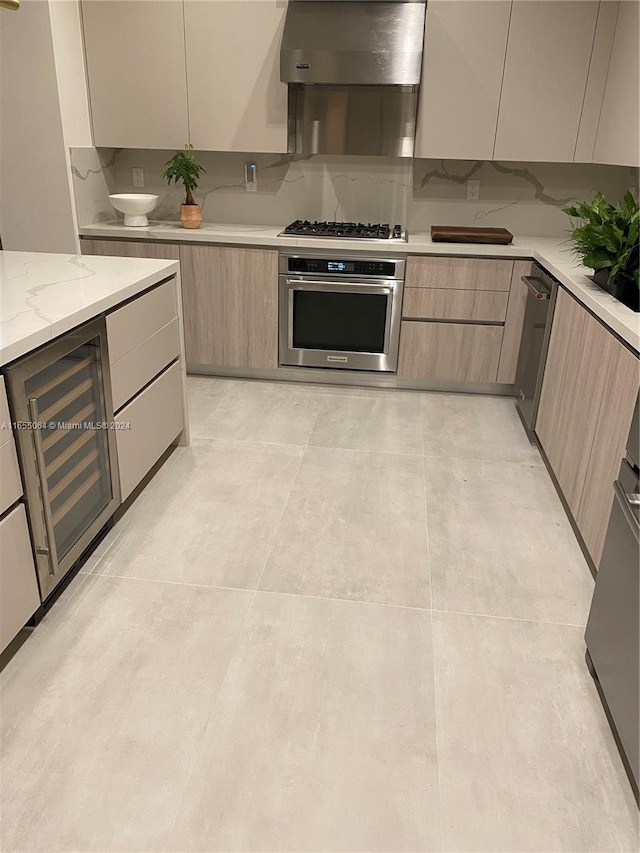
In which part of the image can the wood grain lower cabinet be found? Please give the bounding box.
[397,321,503,383]
[536,289,612,513]
[405,256,514,291]
[81,239,180,262]
[536,288,639,566]
[179,244,278,369]
[402,288,508,322]
[0,505,41,653]
[575,336,639,565]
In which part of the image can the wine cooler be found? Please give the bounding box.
[5,318,120,600]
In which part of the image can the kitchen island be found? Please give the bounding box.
[0,250,189,652]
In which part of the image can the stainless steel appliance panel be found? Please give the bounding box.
[514,265,558,434]
[280,1,426,86]
[279,254,404,372]
[585,454,639,800]
[287,85,418,156]
[5,318,120,600]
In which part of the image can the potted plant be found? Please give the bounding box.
[162,144,206,230]
[563,191,639,312]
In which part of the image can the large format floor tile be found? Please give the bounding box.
[425,456,594,624]
[432,612,639,852]
[91,438,303,589]
[0,575,253,852]
[186,374,235,437]
[259,446,431,607]
[310,388,424,455]
[165,591,441,852]
[421,392,541,464]
[188,378,324,445]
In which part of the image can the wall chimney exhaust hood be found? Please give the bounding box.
[280,0,427,157]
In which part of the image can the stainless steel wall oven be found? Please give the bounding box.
[5,317,120,600]
[279,253,405,372]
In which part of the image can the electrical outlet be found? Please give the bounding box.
[132,167,144,188]
[466,180,480,200]
[245,163,257,193]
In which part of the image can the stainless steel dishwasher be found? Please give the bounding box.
[514,264,558,436]
[585,396,639,804]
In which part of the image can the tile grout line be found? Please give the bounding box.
[421,410,444,850]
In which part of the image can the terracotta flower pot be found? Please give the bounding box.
[181,203,202,230]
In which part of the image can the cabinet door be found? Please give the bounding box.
[184,0,288,153]
[80,239,180,262]
[494,1,599,161]
[414,0,511,160]
[592,1,640,167]
[397,321,503,383]
[81,0,188,148]
[535,288,609,515]
[576,338,638,565]
[179,245,278,369]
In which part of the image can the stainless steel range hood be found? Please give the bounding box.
[280,0,427,157]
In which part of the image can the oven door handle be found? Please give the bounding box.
[285,278,396,294]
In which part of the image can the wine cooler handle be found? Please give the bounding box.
[29,397,58,576]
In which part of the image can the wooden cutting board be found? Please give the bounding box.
[431,225,514,244]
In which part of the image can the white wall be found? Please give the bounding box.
[0,0,90,253]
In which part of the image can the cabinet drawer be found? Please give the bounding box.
[110,318,181,412]
[115,361,184,500]
[398,321,503,382]
[107,278,177,365]
[0,504,40,653]
[406,256,513,291]
[402,288,508,322]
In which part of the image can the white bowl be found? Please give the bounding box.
[109,193,159,227]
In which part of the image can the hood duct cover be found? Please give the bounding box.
[280,0,426,157]
[280,0,426,86]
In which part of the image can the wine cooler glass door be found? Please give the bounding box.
[7,318,120,599]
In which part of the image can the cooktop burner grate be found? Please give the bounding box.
[281,220,403,240]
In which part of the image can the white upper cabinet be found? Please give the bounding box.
[494,1,599,162]
[592,1,640,167]
[414,0,511,160]
[184,0,288,153]
[82,0,189,149]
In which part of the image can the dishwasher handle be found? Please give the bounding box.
[521,275,551,300]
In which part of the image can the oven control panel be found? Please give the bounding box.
[286,257,398,277]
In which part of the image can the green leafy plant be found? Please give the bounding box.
[563,191,639,288]
[162,144,206,206]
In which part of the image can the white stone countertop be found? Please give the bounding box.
[0,251,179,366]
[79,221,640,353]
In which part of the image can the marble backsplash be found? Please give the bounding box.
[411,159,636,237]
[70,146,637,239]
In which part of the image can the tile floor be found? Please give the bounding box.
[1,377,638,852]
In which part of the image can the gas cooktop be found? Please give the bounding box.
[279,220,406,240]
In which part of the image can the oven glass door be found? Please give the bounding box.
[280,278,400,372]
[293,288,389,353]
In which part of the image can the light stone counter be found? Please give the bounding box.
[0,251,179,365]
[79,221,640,353]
